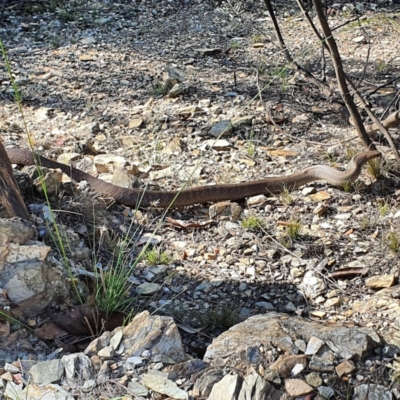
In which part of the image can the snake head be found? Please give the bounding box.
[351,150,381,164]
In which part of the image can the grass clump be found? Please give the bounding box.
[386,232,400,253]
[142,247,172,266]
[279,219,302,247]
[230,40,241,49]
[280,188,294,205]
[198,305,241,332]
[345,148,356,162]
[359,215,373,230]
[341,180,354,193]
[324,152,337,164]
[367,158,381,179]
[150,82,166,96]
[252,34,262,43]
[245,130,257,158]
[242,215,266,230]
[378,200,391,216]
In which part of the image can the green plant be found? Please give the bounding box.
[341,180,353,193]
[198,305,241,332]
[341,178,362,192]
[50,36,61,49]
[252,34,262,44]
[345,148,356,162]
[270,66,289,90]
[246,130,257,158]
[150,82,165,96]
[374,59,390,73]
[142,247,172,266]
[359,215,373,230]
[279,219,302,247]
[230,40,241,49]
[242,215,266,230]
[49,0,59,12]
[58,10,76,22]
[280,188,294,205]
[386,231,400,252]
[378,200,391,216]
[26,4,44,13]
[367,158,381,179]
[324,152,337,164]
[286,219,302,239]
[387,232,400,252]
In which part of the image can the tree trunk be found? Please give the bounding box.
[0,141,29,220]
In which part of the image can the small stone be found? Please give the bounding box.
[247,195,268,206]
[29,359,64,385]
[200,139,231,151]
[110,330,123,350]
[335,360,355,378]
[302,187,316,196]
[136,283,161,295]
[4,363,19,373]
[255,302,276,310]
[353,36,367,43]
[126,357,144,367]
[98,346,114,359]
[79,53,96,61]
[129,118,143,129]
[295,339,306,352]
[269,354,308,378]
[305,336,324,355]
[309,356,335,372]
[365,274,395,289]
[324,297,340,308]
[209,201,242,221]
[209,120,233,138]
[168,83,186,98]
[128,380,149,397]
[284,379,313,396]
[57,153,81,165]
[290,268,303,278]
[141,370,188,400]
[310,310,326,318]
[306,372,322,387]
[318,386,335,398]
[353,384,392,400]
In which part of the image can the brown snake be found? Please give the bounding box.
[6,148,381,208]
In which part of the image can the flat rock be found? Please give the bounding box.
[122,311,188,363]
[204,313,378,367]
[365,274,395,289]
[29,359,64,385]
[268,354,308,378]
[207,374,241,400]
[209,120,233,138]
[141,370,188,400]
[353,383,392,399]
[93,154,127,173]
[238,372,286,400]
[284,379,313,396]
[192,368,224,398]
[335,360,355,378]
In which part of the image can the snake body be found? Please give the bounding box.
[6,148,380,208]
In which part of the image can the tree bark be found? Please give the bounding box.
[0,141,29,220]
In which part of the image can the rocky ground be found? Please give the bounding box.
[1,0,400,398]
